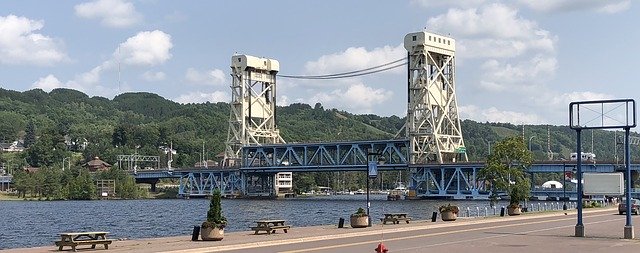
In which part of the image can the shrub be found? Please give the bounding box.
[351,207,367,217]
[439,204,459,214]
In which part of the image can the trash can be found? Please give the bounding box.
[191,225,200,241]
[338,218,345,228]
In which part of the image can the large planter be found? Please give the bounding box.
[201,226,224,241]
[507,206,522,216]
[441,211,458,221]
[350,215,369,228]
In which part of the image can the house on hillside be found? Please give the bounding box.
[83,157,112,172]
[0,140,25,152]
[23,166,39,173]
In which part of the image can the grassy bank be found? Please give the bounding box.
[0,192,23,200]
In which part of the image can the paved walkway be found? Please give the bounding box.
[3,206,636,253]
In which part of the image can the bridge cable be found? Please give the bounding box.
[278,57,407,80]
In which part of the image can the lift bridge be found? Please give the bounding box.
[136,139,640,199]
[137,30,640,199]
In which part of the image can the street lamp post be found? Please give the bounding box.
[62,157,70,171]
[485,140,492,155]
[528,136,536,151]
[367,150,386,227]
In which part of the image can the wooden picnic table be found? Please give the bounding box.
[250,219,290,234]
[380,213,412,224]
[55,231,113,252]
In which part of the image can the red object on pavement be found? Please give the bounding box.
[375,242,389,253]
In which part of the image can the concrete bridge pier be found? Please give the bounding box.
[136,178,160,192]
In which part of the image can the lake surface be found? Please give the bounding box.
[0,195,523,249]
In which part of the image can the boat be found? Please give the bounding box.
[387,189,404,200]
[387,182,408,201]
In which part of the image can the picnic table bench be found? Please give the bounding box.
[250,220,290,234]
[380,213,412,224]
[55,231,113,252]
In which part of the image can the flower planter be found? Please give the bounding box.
[201,226,224,241]
[350,216,369,228]
[440,211,457,221]
[507,206,522,216]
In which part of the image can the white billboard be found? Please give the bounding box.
[583,173,624,195]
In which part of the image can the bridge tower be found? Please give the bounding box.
[224,54,285,165]
[223,54,292,196]
[404,31,467,164]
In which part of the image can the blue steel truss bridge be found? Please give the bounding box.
[131,139,640,200]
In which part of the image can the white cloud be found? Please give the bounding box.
[277,95,290,106]
[304,44,405,76]
[0,15,68,65]
[31,75,64,91]
[31,74,85,92]
[174,91,229,104]
[545,91,614,107]
[305,83,393,114]
[117,30,173,66]
[185,68,226,85]
[32,30,173,99]
[141,71,166,82]
[412,0,486,8]
[519,0,630,14]
[427,4,556,59]
[459,105,543,124]
[426,3,559,98]
[479,55,557,91]
[74,0,142,28]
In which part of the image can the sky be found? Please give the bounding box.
[0,0,638,126]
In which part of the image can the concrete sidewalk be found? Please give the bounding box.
[2,207,628,253]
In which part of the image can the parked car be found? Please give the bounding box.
[618,199,640,215]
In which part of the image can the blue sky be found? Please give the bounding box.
[0,0,637,125]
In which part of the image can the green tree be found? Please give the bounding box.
[479,136,533,207]
[24,120,36,148]
[293,173,315,194]
[68,169,96,200]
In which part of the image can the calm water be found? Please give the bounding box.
[0,195,515,250]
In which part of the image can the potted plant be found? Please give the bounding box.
[507,179,530,216]
[350,207,369,228]
[479,136,533,216]
[201,189,226,241]
[439,204,459,221]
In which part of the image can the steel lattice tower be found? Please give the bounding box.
[404,31,467,164]
[223,55,285,166]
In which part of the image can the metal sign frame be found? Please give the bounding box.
[569,98,636,239]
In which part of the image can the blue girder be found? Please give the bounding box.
[177,169,243,198]
[241,139,409,172]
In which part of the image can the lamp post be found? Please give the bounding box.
[485,140,492,155]
[62,157,70,171]
[367,150,386,227]
[528,136,536,151]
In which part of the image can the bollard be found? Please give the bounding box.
[191,225,200,241]
[476,207,480,217]
[431,211,438,222]
[500,206,505,217]
[466,207,470,217]
[338,218,345,228]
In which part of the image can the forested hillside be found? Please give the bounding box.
[0,87,638,170]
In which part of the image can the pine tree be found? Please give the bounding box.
[24,121,36,148]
